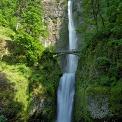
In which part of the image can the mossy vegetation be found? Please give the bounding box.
[74,0,122,121]
[0,61,31,121]
[0,49,61,121]
[0,0,61,122]
[28,50,61,122]
[74,37,122,121]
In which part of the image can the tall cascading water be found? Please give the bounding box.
[57,0,78,122]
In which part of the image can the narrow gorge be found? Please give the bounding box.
[57,0,78,122]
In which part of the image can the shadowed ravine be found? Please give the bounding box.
[57,0,78,122]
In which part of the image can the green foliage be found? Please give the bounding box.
[28,49,61,121]
[110,81,122,116]
[0,26,15,39]
[107,39,122,46]
[21,0,48,38]
[86,86,110,96]
[77,0,122,45]
[0,61,31,121]
[74,0,122,120]
[0,0,17,29]
[96,57,110,68]
[0,0,60,121]
[0,115,7,122]
[12,32,44,65]
[0,0,48,66]
[0,0,48,38]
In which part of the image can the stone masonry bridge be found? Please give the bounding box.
[53,49,81,57]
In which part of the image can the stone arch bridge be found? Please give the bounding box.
[53,49,81,57]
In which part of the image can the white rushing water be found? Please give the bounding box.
[57,0,78,122]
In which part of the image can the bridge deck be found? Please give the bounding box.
[53,49,80,56]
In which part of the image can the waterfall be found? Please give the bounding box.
[57,0,78,122]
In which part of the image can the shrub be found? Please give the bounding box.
[12,32,44,65]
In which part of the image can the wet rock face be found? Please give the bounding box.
[42,0,68,47]
[88,95,110,119]
[73,0,84,49]
[28,83,56,121]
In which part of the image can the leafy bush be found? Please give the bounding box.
[12,32,44,65]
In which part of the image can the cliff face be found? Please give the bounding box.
[42,0,68,49]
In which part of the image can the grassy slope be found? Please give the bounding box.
[0,61,31,121]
